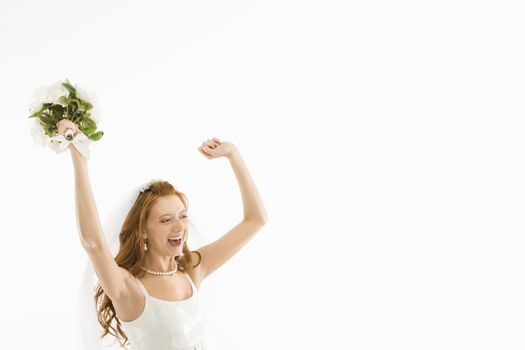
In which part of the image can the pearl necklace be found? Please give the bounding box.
[140,263,178,276]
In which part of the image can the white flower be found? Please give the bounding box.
[31,80,69,109]
[75,85,96,104]
[30,118,65,153]
[48,137,63,154]
[28,101,42,114]
[89,108,101,124]
[75,85,101,124]
[30,119,47,148]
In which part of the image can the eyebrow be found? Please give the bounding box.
[159,210,187,218]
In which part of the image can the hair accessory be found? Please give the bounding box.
[139,178,163,193]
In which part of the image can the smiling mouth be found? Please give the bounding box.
[167,238,183,247]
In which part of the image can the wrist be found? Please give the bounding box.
[69,144,83,159]
[227,149,241,162]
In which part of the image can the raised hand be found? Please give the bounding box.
[198,137,238,160]
[53,119,82,152]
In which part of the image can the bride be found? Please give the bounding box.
[57,119,269,349]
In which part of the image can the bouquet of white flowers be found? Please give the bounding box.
[28,79,104,159]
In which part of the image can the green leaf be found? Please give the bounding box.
[89,131,104,141]
[39,111,52,121]
[83,115,97,128]
[52,104,65,113]
[51,106,64,120]
[79,117,96,134]
[62,80,76,95]
[82,126,97,135]
[75,99,86,111]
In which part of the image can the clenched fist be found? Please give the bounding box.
[56,119,80,138]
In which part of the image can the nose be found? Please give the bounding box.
[172,219,185,231]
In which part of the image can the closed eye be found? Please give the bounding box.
[162,215,188,223]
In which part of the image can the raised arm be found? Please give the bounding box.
[70,144,106,248]
[60,119,130,301]
[194,138,269,283]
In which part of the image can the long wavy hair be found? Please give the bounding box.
[93,180,202,348]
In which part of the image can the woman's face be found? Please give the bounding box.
[143,194,188,256]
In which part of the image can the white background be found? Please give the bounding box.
[1,0,524,349]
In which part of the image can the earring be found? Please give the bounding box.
[143,231,149,251]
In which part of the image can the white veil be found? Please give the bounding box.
[75,182,206,350]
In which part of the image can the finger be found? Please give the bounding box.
[198,147,212,158]
[213,137,221,143]
[203,144,216,154]
[202,142,215,151]
[201,144,216,154]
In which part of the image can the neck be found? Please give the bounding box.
[143,254,178,273]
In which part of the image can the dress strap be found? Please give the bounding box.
[133,277,149,298]
[183,271,197,292]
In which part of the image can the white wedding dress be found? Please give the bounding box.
[119,271,207,350]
